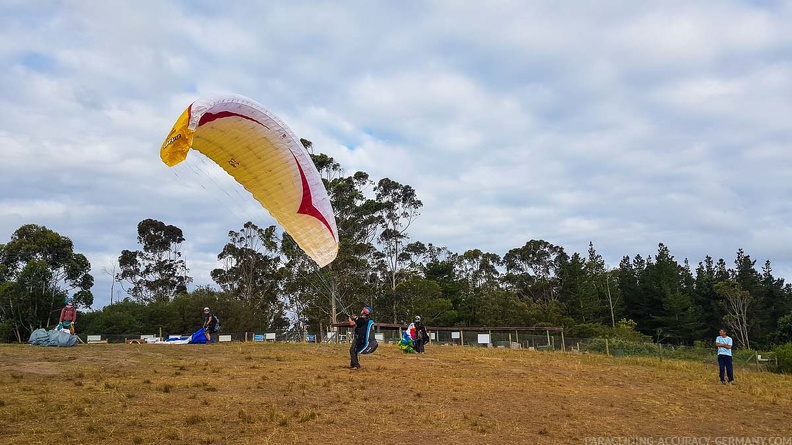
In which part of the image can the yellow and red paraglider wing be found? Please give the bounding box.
[160,95,339,267]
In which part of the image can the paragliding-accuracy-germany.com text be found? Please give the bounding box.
[584,437,792,445]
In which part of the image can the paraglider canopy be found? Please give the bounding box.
[160,94,339,267]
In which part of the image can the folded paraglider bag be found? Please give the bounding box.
[61,330,78,347]
[28,328,50,346]
[48,330,61,346]
[48,329,77,347]
[28,328,77,347]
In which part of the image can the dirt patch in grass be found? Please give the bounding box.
[1,343,791,444]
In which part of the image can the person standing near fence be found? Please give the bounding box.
[715,328,734,385]
[413,316,429,354]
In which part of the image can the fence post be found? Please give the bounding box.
[605,338,610,356]
[546,330,551,349]
[561,330,565,352]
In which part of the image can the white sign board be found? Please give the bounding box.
[219,335,232,343]
[375,333,384,341]
[430,332,436,340]
[451,331,461,339]
[477,334,490,344]
[265,332,277,340]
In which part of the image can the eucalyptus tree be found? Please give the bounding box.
[456,249,502,326]
[477,288,540,327]
[502,240,567,304]
[116,218,191,303]
[715,280,752,349]
[372,178,423,322]
[385,242,459,325]
[375,240,451,324]
[211,222,286,330]
[0,224,93,341]
[393,277,446,324]
[323,169,383,323]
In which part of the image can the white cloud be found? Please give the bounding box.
[2,1,792,308]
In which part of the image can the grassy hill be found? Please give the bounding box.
[1,342,791,444]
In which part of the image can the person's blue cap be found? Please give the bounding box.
[362,306,372,315]
[65,297,73,304]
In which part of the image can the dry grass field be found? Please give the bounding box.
[1,341,791,445]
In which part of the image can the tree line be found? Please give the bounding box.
[2,153,792,348]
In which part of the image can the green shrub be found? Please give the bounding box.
[568,323,609,338]
[771,342,792,374]
[584,338,657,356]
[568,319,652,343]
[612,319,653,342]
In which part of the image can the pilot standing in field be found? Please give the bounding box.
[59,297,77,334]
[413,315,429,353]
[348,306,373,369]
[202,307,217,343]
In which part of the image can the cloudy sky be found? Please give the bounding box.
[2,1,791,309]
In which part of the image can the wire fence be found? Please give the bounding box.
[77,331,303,344]
[74,327,779,370]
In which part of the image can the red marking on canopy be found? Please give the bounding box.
[198,110,269,129]
[293,153,336,238]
